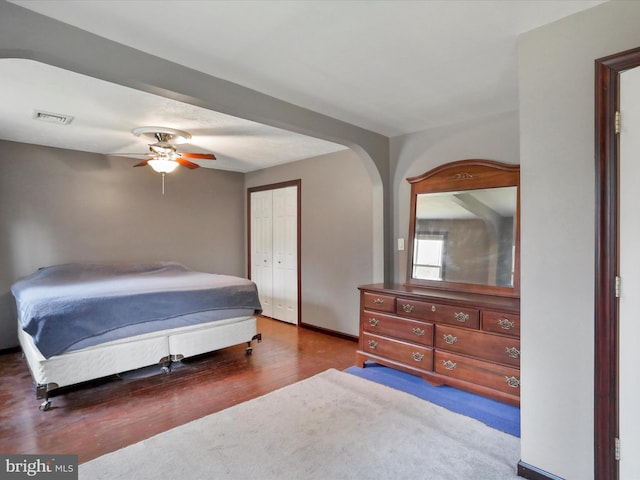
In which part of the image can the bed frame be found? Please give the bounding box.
[19,315,261,411]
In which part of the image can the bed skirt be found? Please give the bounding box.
[18,315,259,410]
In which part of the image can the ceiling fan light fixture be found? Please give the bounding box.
[148,158,179,173]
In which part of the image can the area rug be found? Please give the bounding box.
[345,362,520,437]
[79,369,520,480]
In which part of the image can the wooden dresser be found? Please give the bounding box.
[355,283,521,406]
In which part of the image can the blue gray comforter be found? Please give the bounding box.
[11,262,262,359]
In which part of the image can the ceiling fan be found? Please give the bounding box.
[129,126,216,173]
[123,127,216,194]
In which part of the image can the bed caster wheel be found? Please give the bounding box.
[39,400,51,412]
[245,347,253,355]
[161,365,171,374]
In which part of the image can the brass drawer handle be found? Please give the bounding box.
[412,327,425,336]
[454,312,469,323]
[431,305,436,312]
[443,334,457,345]
[442,360,457,371]
[373,298,385,305]
[505,376,520,388]
[368,318,379,327]
[505,346,520,359]
[412,352,424,362]
[498,318,516,330]
[367,340,378,350]
[402,303,415,313]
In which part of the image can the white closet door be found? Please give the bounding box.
[251,190,273,318]
[272,186,298,324]
[250,185,298,325]
[619,66,640,479]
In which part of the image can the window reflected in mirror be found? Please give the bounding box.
[412,233,446,280]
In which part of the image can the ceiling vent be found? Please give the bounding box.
[33,110,74,125]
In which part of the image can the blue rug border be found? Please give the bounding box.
[345,362,520,437]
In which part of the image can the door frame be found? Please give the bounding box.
[595,46,640,480]
[247,179,302,325]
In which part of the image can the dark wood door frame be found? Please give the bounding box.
[595,46,640,480]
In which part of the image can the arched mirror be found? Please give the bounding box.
[406,159,520,297]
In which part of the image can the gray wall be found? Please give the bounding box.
[0,140,245,349]
[519,2,640,478]
[1,143,374,347]
[246,149,374,336]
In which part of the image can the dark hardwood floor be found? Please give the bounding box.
[0,316,357,463]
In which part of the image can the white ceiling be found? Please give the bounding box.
[4,0,606,172]
[0,59,348,172]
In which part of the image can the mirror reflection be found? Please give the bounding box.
[412,186,517,287]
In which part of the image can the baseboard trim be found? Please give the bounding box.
[0,346,21,356]
[517,461,565,480]
[300,322,358,342]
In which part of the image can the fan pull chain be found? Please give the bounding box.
[162,172,166,195]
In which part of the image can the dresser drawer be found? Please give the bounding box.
[435,325,520,367]
[361,310,433,346]
[362,332,433,370]
[395,298,479,329]
[362,292,396,313]
[434,351,520,396]
[482,311,520,337]
[432,303,480,329]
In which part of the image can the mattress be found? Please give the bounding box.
[12,262,262,358]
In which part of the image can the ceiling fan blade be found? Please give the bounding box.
[180,152,216,160]
[133,157,152,167]
[176,157,200,169]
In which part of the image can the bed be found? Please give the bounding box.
[11,261,263,411]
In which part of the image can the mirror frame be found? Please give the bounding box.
[406,159,520,297]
